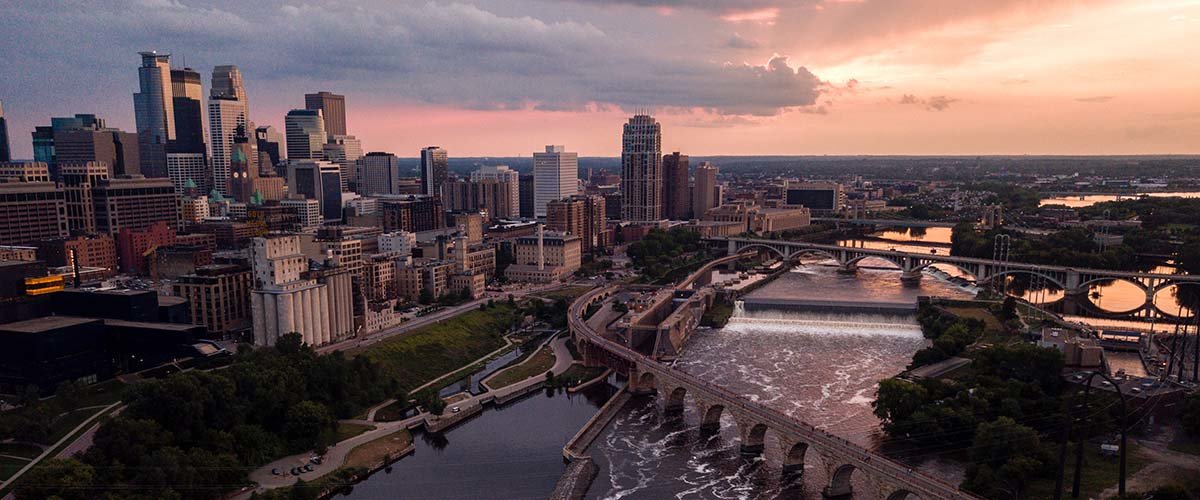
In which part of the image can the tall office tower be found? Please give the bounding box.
[621,115,662,221]
[662,152,690,220]
[132,52,175,178]
[0,100,10,162]
[228,126,260,203]
[208,96,247,196]
[359,152,402,195]
[470,165,520,218]
[518,174,535,218]
[322,135,362,192]
[211,65,248,104]
[55,127,140,177]
[32,114,106,178]
[692,161,719,218]
[92,175,179,234]
[167,67,210,193]
[285,109,325,161]
[59,162,109,235]
[286,160,343,222]
[255,125,285,171]
[304,91,346,137]
[419,146,448,199]
[0,181,69,245]
[533,145,578,218]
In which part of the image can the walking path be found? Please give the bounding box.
[238,335,578,498]
[0,402,120,491]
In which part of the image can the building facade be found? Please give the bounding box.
[533,145,578,217]
[132,51,175,178]
[692,161,720,218]
[304,91,346,137]
[0,182,68,245]
[662,152,690,220]
[285,109,326,161]
[621,115,663,221]
[359,152,402,196]
[470,165,520,218]
[420,146,448,199]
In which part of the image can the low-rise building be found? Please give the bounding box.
[504,226,581,283]
[173,264,252,338]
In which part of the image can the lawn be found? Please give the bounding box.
[0,443,43,460]
[534,286,593,302]
[486,345,556,389]
[372,401,410,423]
[1025,443,1149,499]
[47,407,103,443]
[334,422,375,443]
[943,306,1005,335]
[353,304,518,391]
[552,364,608,388]
[343,429,412,470]
[0,455,30,481]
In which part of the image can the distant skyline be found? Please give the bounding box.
[1,0,1198,159]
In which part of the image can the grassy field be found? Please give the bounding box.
[334,422,375,443]
[1025,443,1149,499]
[343,429,413,469]
[354,304,518,391]
[0,455,30,481]
[533,286,592,302]
[0,443,43,460]
[486,346,556,389]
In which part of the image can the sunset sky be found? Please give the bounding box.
[1,0,1198,158]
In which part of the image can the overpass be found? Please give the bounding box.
[710,237,1200,320]
[569,286,980,500]
[813,217,958,229]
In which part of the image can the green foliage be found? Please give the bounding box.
[951,223,1139,271]
[40,333,394,499]
[700,298,734,328]
[1182,393,1200,437]
[13,458,96,500]
[626,227,707,282]
[415,390,446,415]
[908,305,986,369]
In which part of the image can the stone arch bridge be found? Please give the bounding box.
[570,286,980,500]
[711,237,1200,320]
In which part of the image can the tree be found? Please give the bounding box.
[419,288,434,305]
[1182,393,1200,436]
[873,378,928,431]
[283,401,335,450]
[14,458,96,500]
[970,417,1041,468]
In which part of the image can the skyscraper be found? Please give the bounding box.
[662,152,690,220]
[59,162,110,234]
[133,51,175,178]
[0,100,10,162]
[420,146,448,199]
[620,114,662,221]
[168,67,209,194]
[519,174,535,219]
[208,65,248,197]
[286,160,343,222]
[470,165,520,218]
[304,91,346,138]
[285,109,325,161]
[533,145,578,218]
[255,125,285,171]
[322,135,362,192]
[55,128,140,178]
[359,152,402,196]
[692,161,719,218]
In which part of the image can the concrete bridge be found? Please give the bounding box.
[570,286,980,500]
[710,237,1200,320]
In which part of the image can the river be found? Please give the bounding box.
[335,385,614,500]
[1039,191,1200,208]
[586,265,974,500]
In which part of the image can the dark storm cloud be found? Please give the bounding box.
[0,0,822,120]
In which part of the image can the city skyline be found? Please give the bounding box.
[2,0,1199,159]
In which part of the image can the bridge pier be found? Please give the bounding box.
[900,269,922,285]
[836,263,858,275]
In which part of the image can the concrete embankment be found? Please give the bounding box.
[549,390,631,500]
[548,457,599,500]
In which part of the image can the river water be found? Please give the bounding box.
[337,386,614,500]
[1039,191,1200,208]
[586,265,974,500]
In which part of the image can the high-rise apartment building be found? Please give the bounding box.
[547,195,606,254]
[133,51,174,178]
[662,152,690,220]
[470,165,520,218]
[378,196,444,233]
[255,125,285,171]
[420,146,448,199]
[286,160,343,222]
[322,135,362,192]
[0,182,68,245]
[304,91,346,138]
[519,174,535,218]
[359,152,402,196]
[444,179,514,221]
[285,109,325,161]
[620,115,663,221]
[692,161,719,218]
[533,145,578,218]
[0,100,10,162]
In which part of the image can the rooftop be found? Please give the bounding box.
[0,316,101,333]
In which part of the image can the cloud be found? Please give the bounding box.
[0,0,823,122]
[725,33,761,49]
[899,94,958,111]
[1075,95,1114,103]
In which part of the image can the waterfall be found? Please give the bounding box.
[727,300,923,338]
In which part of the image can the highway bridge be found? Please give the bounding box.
[813,217,958,228]
[569,285,981,500]
[709,237,1200,320]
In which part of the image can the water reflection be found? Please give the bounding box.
[1038,191,1200,208]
